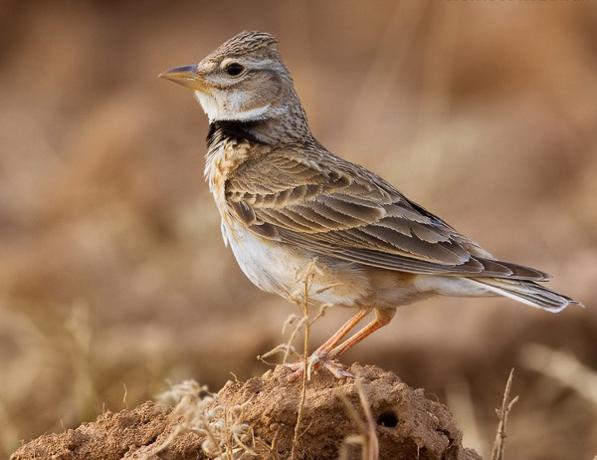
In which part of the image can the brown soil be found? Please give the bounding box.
[11,364,480,460]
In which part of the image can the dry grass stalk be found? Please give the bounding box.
[338,379,379,460]
[65,302,100,421]
[122,383,128,409]
[491,369,519,460]
[289,261,318,460]
[520,343,597,406]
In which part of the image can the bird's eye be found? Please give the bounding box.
[224,63,245,77]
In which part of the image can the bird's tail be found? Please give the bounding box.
[469,277,583,313]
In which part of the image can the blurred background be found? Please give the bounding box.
[1,1,596,458]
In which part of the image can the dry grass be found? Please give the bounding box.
[154,380,266,459]
[1,1,597,459]
[289,262,317,460]
[491,370,519,460]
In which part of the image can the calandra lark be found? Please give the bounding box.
[160,31,581,377]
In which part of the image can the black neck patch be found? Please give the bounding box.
[207,119,267,146]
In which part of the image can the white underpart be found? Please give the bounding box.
[414,275,491,297]
[194,90,271,122]
[225,220,360,306]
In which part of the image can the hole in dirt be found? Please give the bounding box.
[377,410,399,428]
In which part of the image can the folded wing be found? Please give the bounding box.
[225,150,549,281]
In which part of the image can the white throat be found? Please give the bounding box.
[194,91,271,123]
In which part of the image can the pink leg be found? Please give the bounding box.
[286,308,395,381]
[315,309,370,354]
[328,308,396,358]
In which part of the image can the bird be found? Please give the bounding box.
[160,31,582,378]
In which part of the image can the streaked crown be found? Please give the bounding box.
[209,31,279,60]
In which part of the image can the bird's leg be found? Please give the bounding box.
[327,308,396,359]
[286,308,397,381]
[314,308,371,355]
[285,308,370,380]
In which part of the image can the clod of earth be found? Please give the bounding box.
[11,364,481,460]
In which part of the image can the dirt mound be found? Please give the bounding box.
[11,364,480,460]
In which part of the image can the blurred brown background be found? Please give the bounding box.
[1,1,596,458]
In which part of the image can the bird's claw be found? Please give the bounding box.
[284,351,354,381]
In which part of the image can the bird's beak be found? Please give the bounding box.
[158,64,208,92]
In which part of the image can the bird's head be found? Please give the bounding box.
[160,31,306,129]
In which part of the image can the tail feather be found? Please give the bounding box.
[470,278,583,313]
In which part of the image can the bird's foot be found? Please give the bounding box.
[284,351,354,382]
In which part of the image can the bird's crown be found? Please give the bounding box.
[210,31,278,59]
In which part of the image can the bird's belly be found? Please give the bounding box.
[226,221,299,295]
[223,220,366,307]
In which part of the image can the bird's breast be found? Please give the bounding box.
[204,140,251,215]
